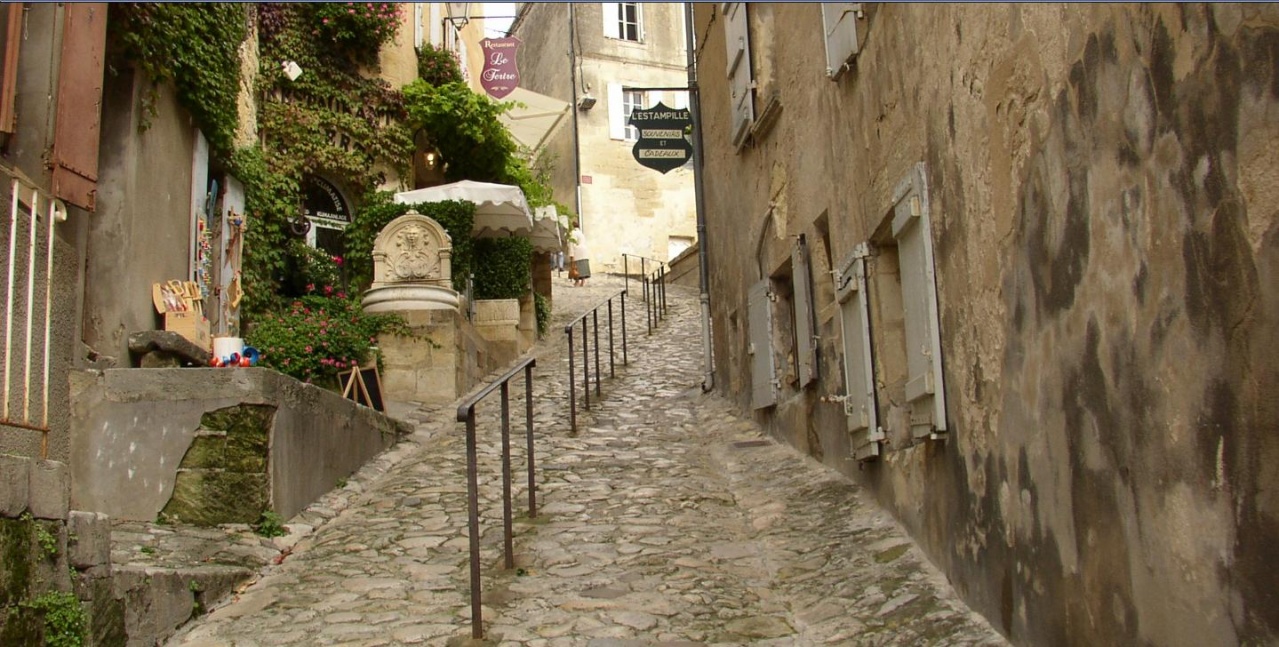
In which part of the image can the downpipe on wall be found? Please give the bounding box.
[685,2,715,393]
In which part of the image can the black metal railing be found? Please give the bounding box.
[565,288,628,435]
[622,254,669,335]
[455,355,538,640]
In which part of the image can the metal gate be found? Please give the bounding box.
[2,169,67,458]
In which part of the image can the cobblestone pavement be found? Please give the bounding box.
[169,273,1007,647]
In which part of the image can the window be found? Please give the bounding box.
[622,90,644,141]
[821,3,864,80]
[607,83,645,141]
[721,2,754,149]
[835,164,947,461]
[603,3,642,42]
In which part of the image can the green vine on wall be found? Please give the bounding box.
[108,4,248,156]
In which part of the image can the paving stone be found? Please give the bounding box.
[167,275,1007,646]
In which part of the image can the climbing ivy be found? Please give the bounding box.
[473,237,534,300]
[108,4,248,156]
[26,592,86,647]
[343,191,476,293]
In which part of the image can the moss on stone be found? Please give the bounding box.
[0,516,33,608]
[160,471,269,526]
[874,543,911,564]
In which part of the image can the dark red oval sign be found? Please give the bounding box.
[480,37,521,99]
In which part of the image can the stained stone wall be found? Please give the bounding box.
[69,368,406,523]
[693,4,1279,645]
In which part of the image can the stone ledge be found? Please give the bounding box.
[128,330,212,367]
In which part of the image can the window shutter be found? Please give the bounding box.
[748,279,777,409]
[1,3,22,134]
[722,2,754,148]
[602,3,620,39]
[836,246,881,461]
[821,3,862,80]
[607,82,626,141]
[793,235,818,387]
[891,164,947,438]
[51,4,108,212]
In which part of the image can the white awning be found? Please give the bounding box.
[499,87,571,156]
[528,205,569,253]
[394,180,533,238]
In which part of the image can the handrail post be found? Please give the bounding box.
[660,265,668,318]
[500,383,514,570]
[645,273,653,335]
[621,291,628,365]
[592,310,601,396]
[524,364,536,517]
[567,329,577,434]
[607,297,615,378]
[581,318,591,411]
[623,254,629,296]
[464,408,483,639]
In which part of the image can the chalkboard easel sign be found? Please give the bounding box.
[339,364,384,412]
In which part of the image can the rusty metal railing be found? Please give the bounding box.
[2,170,67,459]
[565,288,628,435]
[455,355,538,640]
[622,254,668,335]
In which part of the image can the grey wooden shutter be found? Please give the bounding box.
[821,3,861,80]
[836,246,881,460]
[891,164,947,438]
[793,235,817,387]
[748,279,777,409]
[722,2,753,148]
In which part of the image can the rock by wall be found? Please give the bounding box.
[694,4,1279,645]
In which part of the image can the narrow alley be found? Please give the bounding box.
[167,275,1006,647]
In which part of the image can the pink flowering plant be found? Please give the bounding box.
[311,3,401,62]
[246,285,411,388]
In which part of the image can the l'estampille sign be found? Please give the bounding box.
[628,102,693,174]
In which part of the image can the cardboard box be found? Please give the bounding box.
[164,311,211,350]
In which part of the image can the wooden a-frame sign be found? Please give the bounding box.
[339,363,384,412]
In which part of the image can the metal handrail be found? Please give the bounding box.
[564,288,628,435]
[455,354,538,640]
[643,263,668,334]
[622,253,665,298]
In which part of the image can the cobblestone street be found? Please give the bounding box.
[168,274,1007,647]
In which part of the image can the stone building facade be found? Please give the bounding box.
[693,4,1279,645]
[511,2,697,273]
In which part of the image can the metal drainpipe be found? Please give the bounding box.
[568,4,584,231]
[685,2,715,393]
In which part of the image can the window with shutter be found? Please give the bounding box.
[821,3,863,80]
[721,2,754,149]
[890,163,947,438]
[748,279,777,409]
[793,235,818,387]
[606,82,626,141]
[836,245,882,461]
[51,4,108,212]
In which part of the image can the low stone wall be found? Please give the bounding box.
[68,368,406,523]
[667,242,700,288]
[0,455,125,646]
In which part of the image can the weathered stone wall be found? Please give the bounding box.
[69,368,404,523]
[0,456,125,646]
[694,4,1279,645]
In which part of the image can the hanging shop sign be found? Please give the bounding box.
[480,36,521,99]
[629,102,694,174]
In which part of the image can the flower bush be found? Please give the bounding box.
[311,3,401,62]
[417,43,464,86]
[246,288,409,388]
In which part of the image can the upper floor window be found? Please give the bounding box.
[603,3,642,42]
